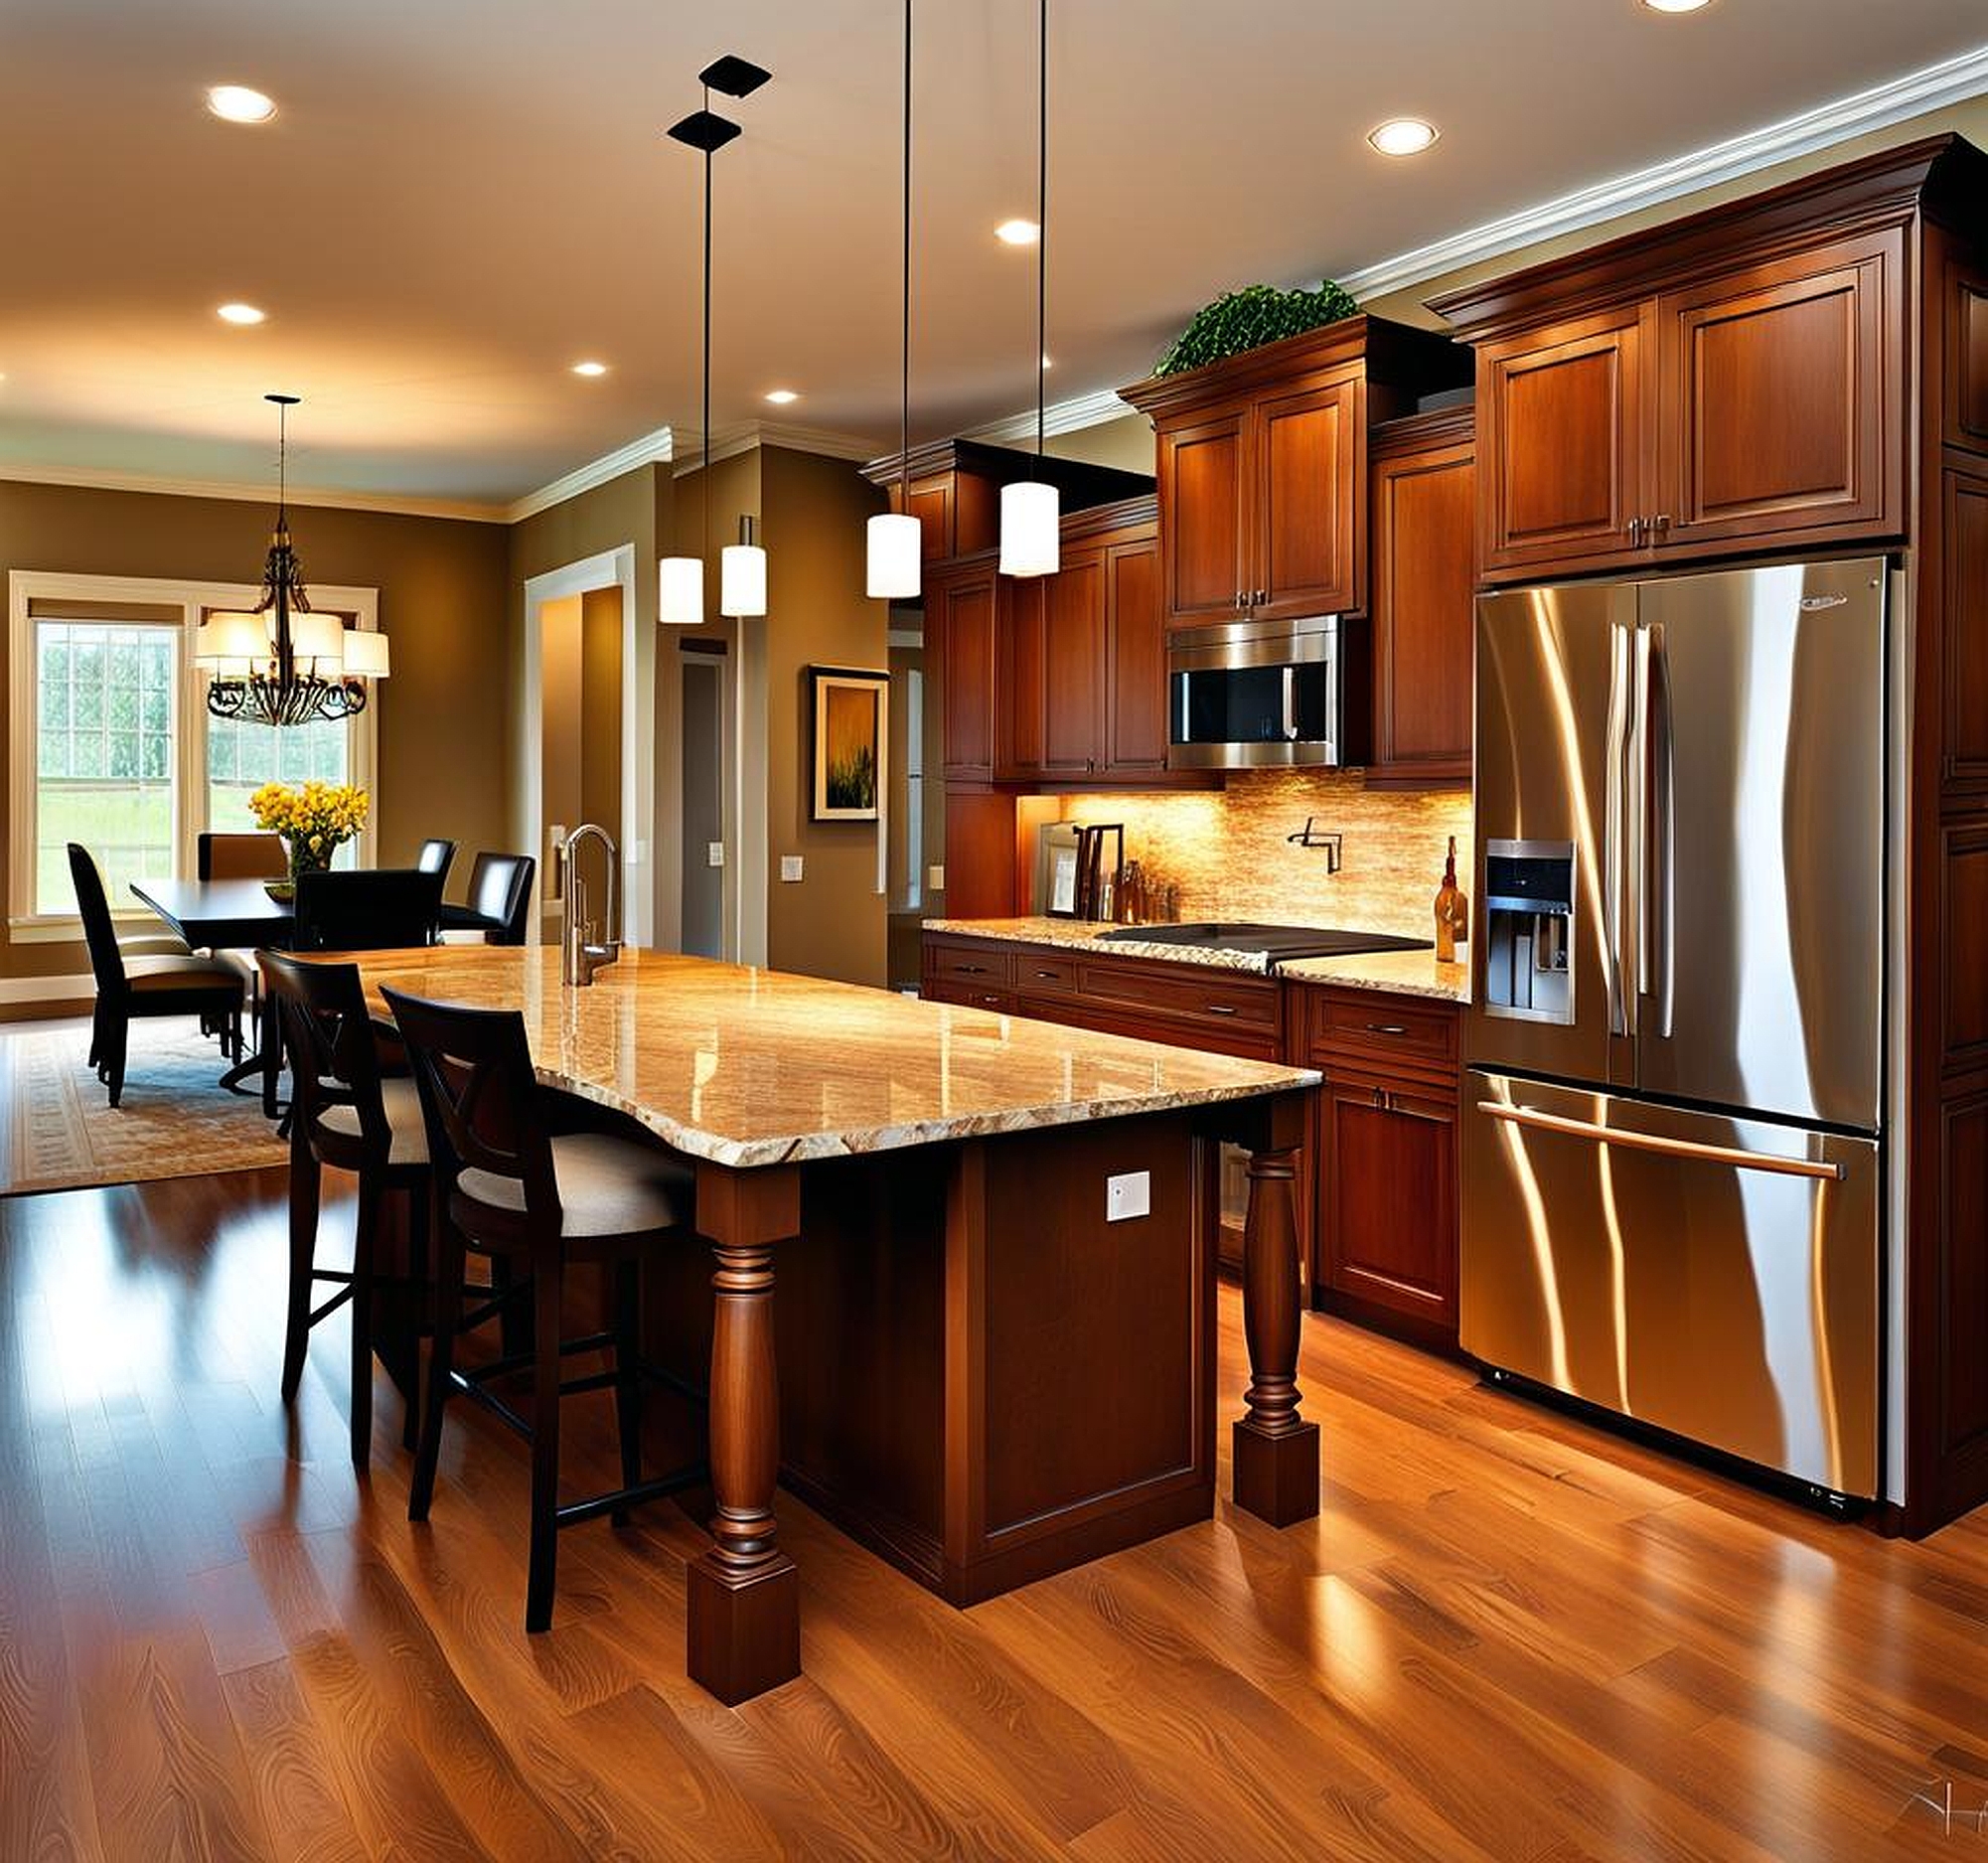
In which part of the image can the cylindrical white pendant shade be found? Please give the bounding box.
[720,543,768,618]
[339,629,390,679]
[659,554,704,627]
[866,511,922,600]
[999,480,1060,577]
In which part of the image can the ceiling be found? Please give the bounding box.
[1,0,1984,512]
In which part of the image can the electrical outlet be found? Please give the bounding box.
[1106,1170,1151,1223]
[706,842,725,868]
[780,854,805,882]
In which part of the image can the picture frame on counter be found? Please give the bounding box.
[808,665,889,822]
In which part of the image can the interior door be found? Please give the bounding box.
[1468,581,1638,1088]
[1632,559,1886,1128]
[1460,1074,1879,1498]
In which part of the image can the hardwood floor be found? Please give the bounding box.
[4,1165,1986,1859]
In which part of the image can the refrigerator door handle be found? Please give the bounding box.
[1629,625,1651,1008]
[1475,1100,1845,1181]
[1604,622,1635,1036]
[1647,621,1676,1039]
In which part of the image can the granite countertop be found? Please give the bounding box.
[924,916,1471,1003]
[339,946,1318,1169]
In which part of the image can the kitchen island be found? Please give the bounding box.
[336,945,1318,1703]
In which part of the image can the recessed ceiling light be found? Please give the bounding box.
[1640,0,1712,11]
[764,388,800,405]
[1368,118,1440,157]
[995,219,1040,246]
[571,360,609,378]
[217,302,266,325]
[207,83,276,123]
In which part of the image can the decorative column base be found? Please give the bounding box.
[687,1555,800,1706]
[1233,1419,1320,1526]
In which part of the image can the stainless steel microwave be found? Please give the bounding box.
[1166,614,1370,770]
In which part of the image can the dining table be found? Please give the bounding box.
[128,875,294,1113]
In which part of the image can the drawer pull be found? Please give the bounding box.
[955,963,991,976]
[1204,1005,1240,1016]
[1031,968,1062,980]
[1365,1022,1410,1036]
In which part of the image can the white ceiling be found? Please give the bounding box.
[1,0,1984,512]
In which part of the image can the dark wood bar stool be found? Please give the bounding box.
[386,986,707,1632]
[260,951,436,1466]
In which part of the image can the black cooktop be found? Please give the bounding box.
[1097,921,1431,964]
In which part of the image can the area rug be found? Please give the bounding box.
[0,1018,288,1195]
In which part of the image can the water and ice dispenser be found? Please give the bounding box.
[1482,840,1575,1023]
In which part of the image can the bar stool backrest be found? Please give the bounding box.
[384,986,561,1229]
[259,952,393,1158]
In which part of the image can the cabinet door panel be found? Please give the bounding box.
[1256,379,1360,620]
[1041,552,1105,778]
[1947,250,1988,453]
[1947,469,1988,796]
[1480,307,1650,578]
[995,576,1046,780]
[1105,539,1169,776]
[934,572,996,783]
[1657,229,1902,548]
[1319,1072,1457,1326]
[1158,407,1250,627]
[1372,438,1474,783]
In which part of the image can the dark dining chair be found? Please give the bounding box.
[292,868,445,952]
[69,844,244,1107]
[260,952,435,1466]
[198,831,287,881]
[416,838,458,887]
[386,986,704,1632]
[437,852,535,946]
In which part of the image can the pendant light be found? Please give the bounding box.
[662,56,772,626]
[866,0,922,601]
[999,0,1058,578]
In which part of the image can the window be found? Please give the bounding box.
[9,571,379,927]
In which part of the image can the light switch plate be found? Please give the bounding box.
[706,842,725,868]
[927,863,946,892]
[1106,1170,1151,1223]
[780,854,805,882]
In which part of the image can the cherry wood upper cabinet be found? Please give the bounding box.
[994,574,1047,781]
[1155,406,1251,626]
[1256,380,1362,621]
[1655,228,1902,551]
[1477,305,1652,578]
[930,566,997,785]
[1040,552,1107,779]
[1123,317,1468,631]
[1369,410,1475,787]
[1103,538,1169,777]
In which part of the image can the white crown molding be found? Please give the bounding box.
[0,461,508,524]
[504,424,676,524]
[669,420,883,477]
[1338,40,1988,303]
[967,388,1138,445]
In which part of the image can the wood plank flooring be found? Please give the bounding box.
[4,1164,1987,1859]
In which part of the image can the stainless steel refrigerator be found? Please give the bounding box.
[1462,557,1887,1502]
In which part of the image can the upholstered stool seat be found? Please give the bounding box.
[457,1132,690,1238]
[316,1074,430,1166]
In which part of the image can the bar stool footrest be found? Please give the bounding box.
[554,1460,709,1532]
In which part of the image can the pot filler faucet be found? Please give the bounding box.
[557,823,621,987]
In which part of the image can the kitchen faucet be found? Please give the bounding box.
[556,823,621,987]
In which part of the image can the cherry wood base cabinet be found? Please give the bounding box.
[1121,317,1469,631]
[1442,134,1988,1536]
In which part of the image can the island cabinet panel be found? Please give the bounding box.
[1157,405,1252,627]
[1370,412,1476,787]
[1477,305,1652,579]
[931,566,997,784]
[1255,378,1362,621]
[1654,229,1902,551]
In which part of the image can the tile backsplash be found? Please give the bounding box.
[1050,771,1473,939]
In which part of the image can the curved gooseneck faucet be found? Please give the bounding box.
[557,823,621,987]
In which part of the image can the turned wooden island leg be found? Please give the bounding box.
[687,1163,802,1704]
[1230,1094,1319,1526]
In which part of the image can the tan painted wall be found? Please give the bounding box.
[1046,413,1156,476]
[0,478,510,983]
[579,584,623,847]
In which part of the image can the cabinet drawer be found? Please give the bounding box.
[1306,989,1458,1071]
[924,979,1018,1015]
[926,943,1015,991]
[1079,958,1281,1033]
[1013,953,1079,995]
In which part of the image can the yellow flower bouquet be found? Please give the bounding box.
[248,780,370,882]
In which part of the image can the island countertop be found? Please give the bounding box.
[339,945,1318,1169]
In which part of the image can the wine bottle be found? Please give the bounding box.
[1434,835,1468,964]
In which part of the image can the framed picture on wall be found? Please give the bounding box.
[809,665,890,822]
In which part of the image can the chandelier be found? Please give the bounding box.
[196,393,389,726]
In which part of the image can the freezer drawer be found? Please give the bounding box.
[1460,1073,1879,1499]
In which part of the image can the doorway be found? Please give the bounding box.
[680,639,729,960]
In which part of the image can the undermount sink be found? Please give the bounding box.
[1097,922,1431,961]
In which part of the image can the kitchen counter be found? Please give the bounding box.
[339,944,1317,1168]
[924,915,1470,1002]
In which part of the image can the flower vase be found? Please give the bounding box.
[286,838,335,885]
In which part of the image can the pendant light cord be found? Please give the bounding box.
[1034,0,1046,470]
[900,0,912,503]
[702,85,712,569]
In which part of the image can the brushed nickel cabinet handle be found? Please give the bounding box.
[1364,1022,1410,1036]
[1204,1004,1240,1016]
[1626,516,1645,545]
